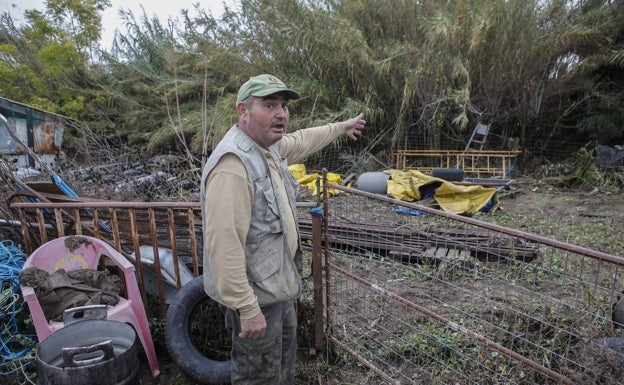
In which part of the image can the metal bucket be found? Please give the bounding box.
[36,319,139,385]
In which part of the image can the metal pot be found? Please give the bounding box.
[36,319,139,385]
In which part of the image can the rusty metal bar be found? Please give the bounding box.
[312,212,323,351]
[73,208,82,235]
[322,171,333,341]
[92,209,101,239]
[167,208,182,289]
[11,201,201,209]
[299,216,540,261]
[53,208,64,237]
[187,208,200,277]
[148,208,167,318]
[325,182,624,263]
[330,336,400,385]
[18,209,32,254]
[35,209,47,245]
[110,208,121,251]
[128,207,147,303]
[311,178,324,351]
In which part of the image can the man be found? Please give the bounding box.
[201,74,365,384]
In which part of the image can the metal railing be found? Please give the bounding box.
[7,198,323,320]
[392,149,521,178]
[9,200,203,318]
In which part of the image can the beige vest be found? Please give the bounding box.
[200,125,302,307]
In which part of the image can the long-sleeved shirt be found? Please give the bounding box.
[203,122,346,319]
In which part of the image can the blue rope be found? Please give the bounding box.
[0,240,36,374]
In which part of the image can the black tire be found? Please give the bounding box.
[431,168,464,182]
[165,275,232,384]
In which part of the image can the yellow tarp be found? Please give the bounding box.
[385,169,498,215]
[288,164,343,196]
[288,165,496,215]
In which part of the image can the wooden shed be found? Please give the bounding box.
[0,97,65,171]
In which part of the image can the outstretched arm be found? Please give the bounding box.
[278,113,367,163]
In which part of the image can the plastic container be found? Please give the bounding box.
[357,172,390,194]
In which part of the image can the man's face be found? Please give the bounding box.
[238,93,290,149]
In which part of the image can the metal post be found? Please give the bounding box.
[311,176,324,351]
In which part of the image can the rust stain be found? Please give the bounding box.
[33,122,59,154]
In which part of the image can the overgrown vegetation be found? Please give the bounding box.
[1,0,623,180]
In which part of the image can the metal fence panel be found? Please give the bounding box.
[322,183,624,385]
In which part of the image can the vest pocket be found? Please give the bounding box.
[246,243,282,282]
[252,176,282,234]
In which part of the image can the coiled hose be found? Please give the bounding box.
[0,240,36,376]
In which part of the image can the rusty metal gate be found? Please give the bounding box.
[318,179,624,384]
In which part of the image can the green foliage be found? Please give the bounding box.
[44,0,111,52]
[0,0,106,119]
[0,0,623,164]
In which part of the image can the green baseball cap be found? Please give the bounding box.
[236,74,300,103]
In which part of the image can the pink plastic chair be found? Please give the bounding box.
[20,235,160,377]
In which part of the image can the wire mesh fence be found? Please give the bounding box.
[321,182,624,385]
